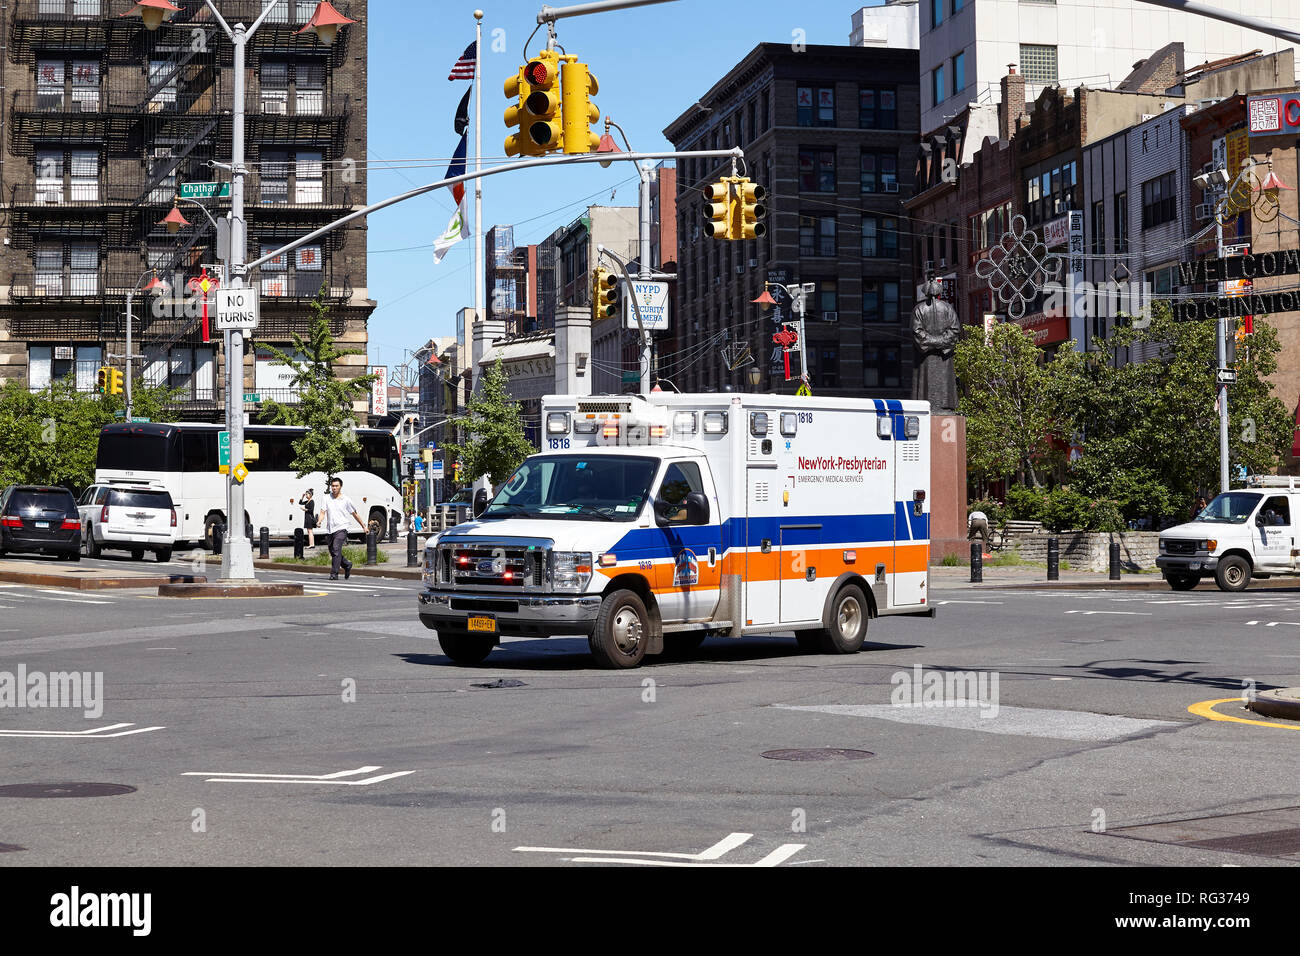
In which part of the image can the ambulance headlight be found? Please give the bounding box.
[546,412,570,435]
[552,551,592,591]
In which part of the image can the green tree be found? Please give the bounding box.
[954,320,1078,488]
[1064,302,1290,523]
[444,357,534,486]
[258,291,375,478]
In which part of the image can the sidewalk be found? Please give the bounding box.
[929,564,1300,591]
[254,535,425,580]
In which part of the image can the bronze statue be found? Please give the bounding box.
[911,277,960,413]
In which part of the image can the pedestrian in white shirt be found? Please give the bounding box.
[321,476,365,579]
[968,509,991,551]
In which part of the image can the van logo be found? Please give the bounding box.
[477,559,495,574]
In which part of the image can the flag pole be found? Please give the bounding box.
[473,10,485,379]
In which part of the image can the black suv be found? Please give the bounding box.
[0,485,81,561]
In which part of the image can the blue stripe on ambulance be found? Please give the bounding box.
[894,501,912,541]
[613,512,902,560]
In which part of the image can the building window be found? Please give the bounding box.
[157,346,216,400]
[28,344,102,392]
[798,147,836,192]
[1019,44,1058,85]
[1144,264,1179,297]
[799,214,836,257]
[261,61,289,114]
[952,51,965,96]
[760,88,769,131]
[1141,171,1177,229]
[259,241,323,296]
[261,60,324,115]
[264,0,317,24]
[861,151,898,193]
[747,100,756,142]
[39,1,103,13]
[1115,191,1128,253]
[817,347,839,389]
[148,59,177,109]
[1023,159,1077,225]
[932,65,945,107]
[796,85,834,127]
[37,59,98,111]
[818,280,838,314]
[33,241,97,295]
[35,148,99,203]
[970,202,1011,251]
[863,280,900,322]
[260,149,324,203]
[1091,200,1106,255]
[859,87,897,129]
[864,341,902,389]
[862,216,899,258]
[931,0,943,28]
[952,0,964,11]
[146,146,177,205]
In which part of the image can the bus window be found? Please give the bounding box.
[182,431,217,472]
[98,429,174,472]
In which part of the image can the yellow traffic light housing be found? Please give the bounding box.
[703,180,733,240]
[504,63,541,158]
[97,366,109,394]
[109,368,124,395]
[518,50,563,154]
[560,59,600,154]
[592,267,619,320]
[734,178,767,240]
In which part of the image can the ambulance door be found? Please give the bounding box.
[779,523,823,623]
[892,409,929,607]
[744,466,780,627]
[650,459,723,623]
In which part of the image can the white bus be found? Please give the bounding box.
[94,422,403,549]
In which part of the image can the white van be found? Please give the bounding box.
[1157,476,1300,591]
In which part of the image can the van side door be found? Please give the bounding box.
[1253,494,1293,570]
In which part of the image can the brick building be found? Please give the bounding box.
[0,0,372,420]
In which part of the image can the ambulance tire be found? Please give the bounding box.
[1166,572,1199,591]
[589,590,650,669]
[819,584,868,654]
[1214,556,1251,592]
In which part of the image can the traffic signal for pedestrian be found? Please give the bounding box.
[592,267,619,320]
[559,59,600,154]
[703,180,733,240]
[97,366,109,394]
[504,50,562,157]
[734,178,767,240]
[109,368,124,395]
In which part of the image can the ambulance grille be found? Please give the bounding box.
[577,400,631,415]
[902,442,921,462]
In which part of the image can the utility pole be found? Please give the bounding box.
[638,162,653,394]
[1215,206,1229,494]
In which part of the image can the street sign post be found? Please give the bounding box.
[180,182,231,200]
[215,288,260,332]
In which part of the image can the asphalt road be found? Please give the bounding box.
[2,567,1299,868]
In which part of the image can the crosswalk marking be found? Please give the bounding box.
[774,703,1180,741]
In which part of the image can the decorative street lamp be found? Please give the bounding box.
[121,0,180,30]
[159,206,190,234]
[295,1,356,46]
[746,364,761,391]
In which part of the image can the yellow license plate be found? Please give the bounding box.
[467,616,496,633]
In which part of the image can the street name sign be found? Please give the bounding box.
[414,466,426,480]
[218,431,231,468]
[180,182,231,199]
[215,288,260,331]
[1173,291,1300,322]
[431,460,445,479]
[243,392,260,403]
[1177,249,1300,285]
[623,280,671,331]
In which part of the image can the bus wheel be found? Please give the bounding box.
[368,509,386,537]
[203,514,223,551]
[437,631,495,665]
[589,589,650,669]
[819,584,868,654]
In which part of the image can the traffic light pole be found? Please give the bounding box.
[638,161,653,394]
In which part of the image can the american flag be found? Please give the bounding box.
[448,41,476,81]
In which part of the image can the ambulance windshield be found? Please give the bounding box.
[1198,492,1261,524]
[483,454,660,521]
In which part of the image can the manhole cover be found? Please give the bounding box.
[0,843,26,852]
[0,783,137,799]
[761,748,874,761]
[471,679,527,689]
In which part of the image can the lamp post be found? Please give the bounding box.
[130,0,351,581]
[746,364,761,391]
[124,271,169,420]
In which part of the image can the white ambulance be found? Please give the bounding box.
[1157,476,1300,592]
[418,392,933,668]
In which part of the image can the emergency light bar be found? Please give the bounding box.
[546,412,569,435]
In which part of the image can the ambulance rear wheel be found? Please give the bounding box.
[819,585,868,654]
[590,589,649,669]
[1215,556,1251,592]
[1166,572,1199,591]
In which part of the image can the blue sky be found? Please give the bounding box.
[364,0,872,369]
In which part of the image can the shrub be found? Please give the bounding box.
[967,497,1005,527]
[940,552,965,566]
[1004,486,1047,522]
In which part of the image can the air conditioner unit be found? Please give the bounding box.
[823,311,839,323]
[938,257,947,269]
[79,99,98,112]
[884,181,899,193]
[37,190,61,204]
[1194,202,1213,220]
[263,100,287,115]
[748,258,758,268]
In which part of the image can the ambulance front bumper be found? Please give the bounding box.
[1156,555,1218,573]
[418,588,602,638]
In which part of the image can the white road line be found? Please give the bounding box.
[181,765,415,785]
[935,599,1004,605]
[774,703,1180,741]
[0,722,163,738]
[516,832,754,861]
[1063,610,1152,616]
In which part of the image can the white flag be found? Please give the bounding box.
[433,200,467,264]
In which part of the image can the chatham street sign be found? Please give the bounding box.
[180,182,231,199]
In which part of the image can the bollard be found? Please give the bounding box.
[1047,536,1059,581]
[1109,539,1121,580]
[366,530,378,566]
[970,540,983,583]
[407,530,419,568]
[259,526,269,559]
[293,527,304,560]
[213,521,224,556]
[389,512,400,543]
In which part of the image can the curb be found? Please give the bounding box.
[254,559,421,581]
[0,566,206,590]
[158,582,304,598]
[1247,689,1300,722]
[938,575,1300,592]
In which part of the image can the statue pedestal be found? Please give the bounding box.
[930,414,969,562]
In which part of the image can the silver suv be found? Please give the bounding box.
[78,485,178,562]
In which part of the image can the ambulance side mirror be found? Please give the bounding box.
[473,488,489,517]
[653,492,710,527]
[684,492,710,525]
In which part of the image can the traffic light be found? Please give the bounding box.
[703,180,733,240]
[504,50,562,157]
[109,368,123,396]
[559,59,600,154]
[592,267,619,320]
[733,178,767,240]
[97,366,109,394]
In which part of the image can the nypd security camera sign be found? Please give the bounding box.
[623,280,670,332]
[215,288,260,332]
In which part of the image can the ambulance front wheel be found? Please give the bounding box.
[820,584,868,654]
[590,589,650,669]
